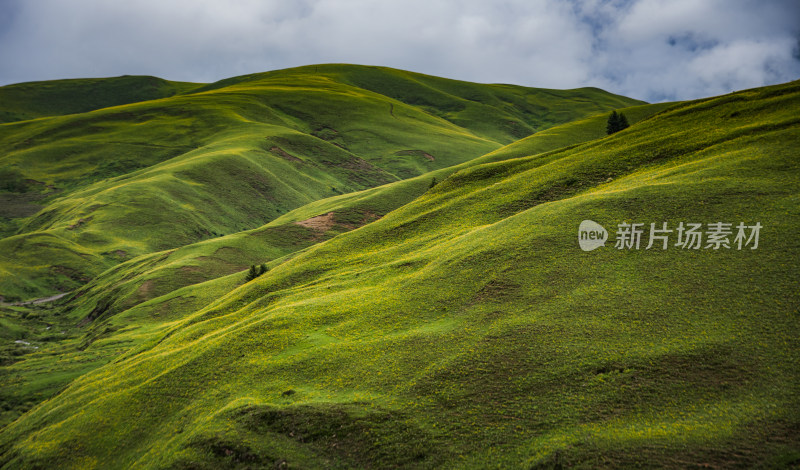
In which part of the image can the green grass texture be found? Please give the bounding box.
[0,64,641,301]
[0,71,797,468]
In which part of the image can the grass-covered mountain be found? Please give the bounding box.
[0,75,201,124]
[0,64,641,302]
[57,101,672,331]
[1,66,798,468]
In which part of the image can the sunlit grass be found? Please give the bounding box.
[1,74,798,468]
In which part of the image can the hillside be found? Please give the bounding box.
[60,100,672,329]
[0,78,797,468]
[0,64,642,301]
[0,75,201,124]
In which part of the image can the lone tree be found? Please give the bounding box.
[245,265,258,282]
[245,263,269,282]
[606,110,630,135]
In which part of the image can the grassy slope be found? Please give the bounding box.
[0,65,641,301]
[0,75,200,123]
[290,64,643,145]
[1,81,797,468]
[63,101,672,328]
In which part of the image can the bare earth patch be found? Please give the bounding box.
[137,279,155,298]
[295,212,336,232]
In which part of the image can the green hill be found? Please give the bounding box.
[0,65,642,301]
[0,76,797,468]
[0,75,201,124]
[59,100,672,329]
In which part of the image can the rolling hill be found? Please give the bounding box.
[0,75,201,124]
[59,100,672,331]
[0,64,642,302]
[0,68,797,468]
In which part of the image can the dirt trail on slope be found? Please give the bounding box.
[1,292,70,307]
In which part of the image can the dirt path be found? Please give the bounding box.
[3,292,70,307]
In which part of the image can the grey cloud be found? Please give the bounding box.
[0,0,797,102]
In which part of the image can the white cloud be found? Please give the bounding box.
[689,38,799,89]
[0,0,798,101]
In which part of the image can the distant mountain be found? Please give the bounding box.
[0,75,200,123]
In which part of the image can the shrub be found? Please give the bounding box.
[606,110,630,135]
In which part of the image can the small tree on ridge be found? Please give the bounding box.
[606,110,629,135]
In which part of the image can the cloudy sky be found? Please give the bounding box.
[0,0,798,102]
